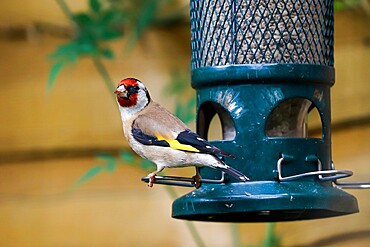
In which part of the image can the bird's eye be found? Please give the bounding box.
[127,86,139,94]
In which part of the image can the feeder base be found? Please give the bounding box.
[172,181,359,222]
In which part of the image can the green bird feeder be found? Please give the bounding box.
[169,0,368,222]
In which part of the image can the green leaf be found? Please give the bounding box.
[97,153,117,172]
[70,165,103,189]
[120,151,136,164]
[140,160,155,172]
[165,71,188,94]
[184,96,196,123]
[106,162,116,172]
[174,96,196,124]
[334,1,346,11]
[73,13,93,26]
[46,61,64,93]
[100,47,115,59]
[334,0,365,11]
[102,9,126,24]
[68,153,119,190]
[125,0,158,53]
[48,42,79,62]
[77,41,98,56]
[101,29,123,41]
[89,0,101,13]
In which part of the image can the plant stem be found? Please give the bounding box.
[164,186,179,200]
[55,0,74,20]
[261,223,279,247]
[56,0,116,100]
[92,57,116,100]
[185,221,206,247]
[164,186,206,247]
[231,224,241,247]
[55,2,205,246]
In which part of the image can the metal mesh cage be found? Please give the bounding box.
[190,0,334,69]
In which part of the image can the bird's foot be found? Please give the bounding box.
[192,173,202,189]
[147,172,156,188]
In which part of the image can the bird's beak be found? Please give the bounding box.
[114,88,127,98]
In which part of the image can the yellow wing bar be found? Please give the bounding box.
[157,135,200,153]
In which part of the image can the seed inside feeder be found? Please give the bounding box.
[194,0,330,68]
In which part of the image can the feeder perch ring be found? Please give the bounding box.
[276,156,353,182]
[141,172,227,188]
[330,162,370,189]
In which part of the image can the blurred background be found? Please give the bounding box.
[0,0,369,246]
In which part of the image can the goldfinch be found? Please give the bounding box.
[114,78,249,188]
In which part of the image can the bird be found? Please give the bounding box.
[114,78,249,188]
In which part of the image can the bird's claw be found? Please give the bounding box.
[192,174,202,189]
[148,180,154,187]
[147,173,156,188]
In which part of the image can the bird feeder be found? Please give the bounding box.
[169,0,370,222]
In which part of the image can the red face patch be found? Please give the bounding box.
[116,78,139,107]
[117,94,138,107]
[117,78,139,88]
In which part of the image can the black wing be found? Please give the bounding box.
[131,127,170,147]
[176,129,236,158]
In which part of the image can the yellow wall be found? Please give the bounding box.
[0,1,369,246]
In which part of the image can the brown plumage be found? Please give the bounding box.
[132,102,187,139]
[115,78,249,188]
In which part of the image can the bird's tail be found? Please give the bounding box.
[217,165,249,182]
[211,158,249,182]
